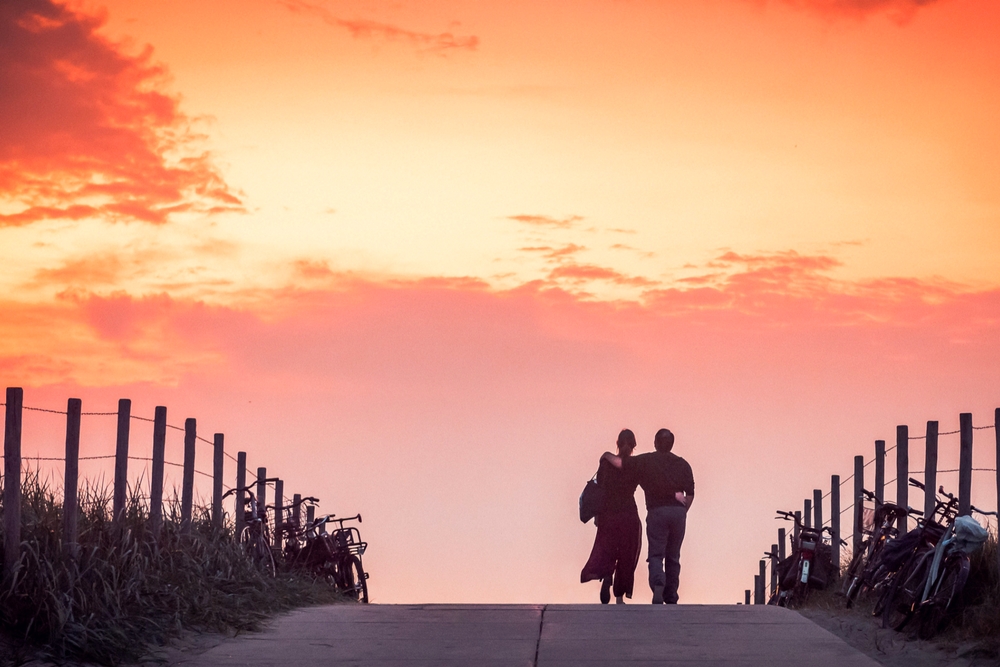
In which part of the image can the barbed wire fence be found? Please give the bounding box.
[745,409,1000,605]
[1,386,322,573]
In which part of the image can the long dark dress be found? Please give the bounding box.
[580,457,642,598]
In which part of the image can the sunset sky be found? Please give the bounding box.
[2,0,999,604]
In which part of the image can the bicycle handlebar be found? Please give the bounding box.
[222,485,257,499]
[971,505,999,518]
[909,477,925,490]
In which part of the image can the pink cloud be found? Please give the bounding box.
[0,0,243,227]
[769,0,947,22]
[279,0,478,53]
[548,263,658,287]
[507,214,584,229]
[519,244,587,261]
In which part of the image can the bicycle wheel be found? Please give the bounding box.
[882,553,928,630]
[787,579,811,609]
[339,554,369,603]
[916,557,968,640]
[255,531,277,577]
[842,547,867,608]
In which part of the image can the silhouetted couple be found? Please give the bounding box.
[580,428,695,604]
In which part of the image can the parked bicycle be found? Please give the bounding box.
[321,514,369,603]
[770,510,838,609]
[882,480,990,636]
[872,478,956,621]
[840,489,909,608]
[282,508,370,603]
[223,484,276,577]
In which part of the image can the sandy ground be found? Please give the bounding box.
[798,605,999,667]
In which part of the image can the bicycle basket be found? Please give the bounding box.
[331,527,367,556]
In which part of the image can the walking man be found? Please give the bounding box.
[603,428,694,604]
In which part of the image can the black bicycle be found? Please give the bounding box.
[771,510,838,609]
[284,510,370,603]
[879,479,958,629]
[323,514,369,603]
[882,481,990,636]
[223,484,276,577]
[841,489,909,608]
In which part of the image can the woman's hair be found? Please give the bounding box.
[617,428,637,454]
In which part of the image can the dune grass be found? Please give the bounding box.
[0,471,342,665]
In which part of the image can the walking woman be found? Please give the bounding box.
[580,429,642,603]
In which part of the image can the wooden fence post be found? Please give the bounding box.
[804,498,812,529]
[235,452,247,539]
[274,479,284,551]
[63,398,81,554]
[256,467,267,525]
[306,503,315,526]
[853,455,864,556]
[896,426,908,533]
[769,544,778,596]
[995,407,999,578]
[778,527,786,560]
[113,398,131,524]
[874,440,885,504]
[924,421,938,519]
[757,560,766,603]
[181,418,196,533]
[744,589,751,605]
[4,387,23,577]
[813,489,822,528]
[793,511,801,546]
[212,434,224,531]
[150,406,166,538]
[292,493,302,531]
[831,475,841,571]
[754,571,763,604]
[959,413,973,517]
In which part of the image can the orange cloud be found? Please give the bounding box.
[507,214,583,229]
[519,244,587,261]
[549,263,658,288]
[772,0,947,22]
[0,0,243,227]
[279,0,478,53]
[610,243,655,259]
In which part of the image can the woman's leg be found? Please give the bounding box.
[581,519,616,584]
[612,511,643,600]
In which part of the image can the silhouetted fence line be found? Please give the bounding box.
[1,386,318,575]
[744,409,1000,604]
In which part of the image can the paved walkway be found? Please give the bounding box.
[174,604,881,666]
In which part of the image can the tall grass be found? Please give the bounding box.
[953,532,1000,650]
[0,471,342,665]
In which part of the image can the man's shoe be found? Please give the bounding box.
[600,577,612,604]
[652,585,664,604]
[615,595,625,604]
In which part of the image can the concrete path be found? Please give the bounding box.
[174,604,881,666]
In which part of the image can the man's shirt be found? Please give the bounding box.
[623,450,695,510]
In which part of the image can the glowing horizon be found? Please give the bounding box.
[2,0,999,603]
